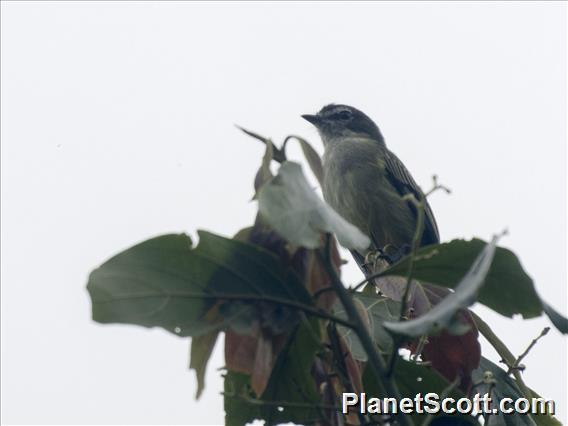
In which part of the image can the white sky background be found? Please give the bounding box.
[1,1,566,424]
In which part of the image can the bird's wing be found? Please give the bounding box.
[383,149,440,245]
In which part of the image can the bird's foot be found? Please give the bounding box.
[364,248,395,268]
[363,250,379,269]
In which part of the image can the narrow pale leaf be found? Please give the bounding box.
[379,238,566,333]
[384,236,498,337]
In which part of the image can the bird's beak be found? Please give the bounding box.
[301,114,320,125]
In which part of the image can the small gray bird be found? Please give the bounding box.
[302,104,439,263]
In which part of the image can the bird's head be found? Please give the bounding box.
[302,104,384,144]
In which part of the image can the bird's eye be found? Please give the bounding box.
[332,110,352,121]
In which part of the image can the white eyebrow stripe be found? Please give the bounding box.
[322,106,351,116]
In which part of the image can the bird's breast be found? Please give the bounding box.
[321,138,416,250]
[322,140,386,234]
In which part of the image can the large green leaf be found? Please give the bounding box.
[224,319,322,426]
[87,231,314,337]
[383,237,498,337]
[379,238,566,322]
[472,357,560,426]
[258,161,370,251]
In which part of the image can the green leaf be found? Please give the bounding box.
[297,138,324,186]
[472,357,560,426]
[383,236,498,337]
[258,161,370,251]
[282,135,324,185]
[542,302,568,334]
[224,319,321,426]
[334,293,399,360]
[379,238,543,320]
[362,360,480,425]
[87,231,314,337]
[189,331,219,400]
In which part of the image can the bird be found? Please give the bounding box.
[302,104,439,265]
[302,105,482,392]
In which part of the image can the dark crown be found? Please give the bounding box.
[318,104,383,141]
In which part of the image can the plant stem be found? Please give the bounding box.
[318,234,414,426]
[385,178,450,377]
[399,193,426,323]
[386,193,425,377]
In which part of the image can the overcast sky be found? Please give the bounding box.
[1,1,566,424]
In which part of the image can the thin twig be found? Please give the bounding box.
[424,175,452,197]
[386,192,425,377]
[508,327,550,375]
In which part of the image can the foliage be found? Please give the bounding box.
[87,128,566,425]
